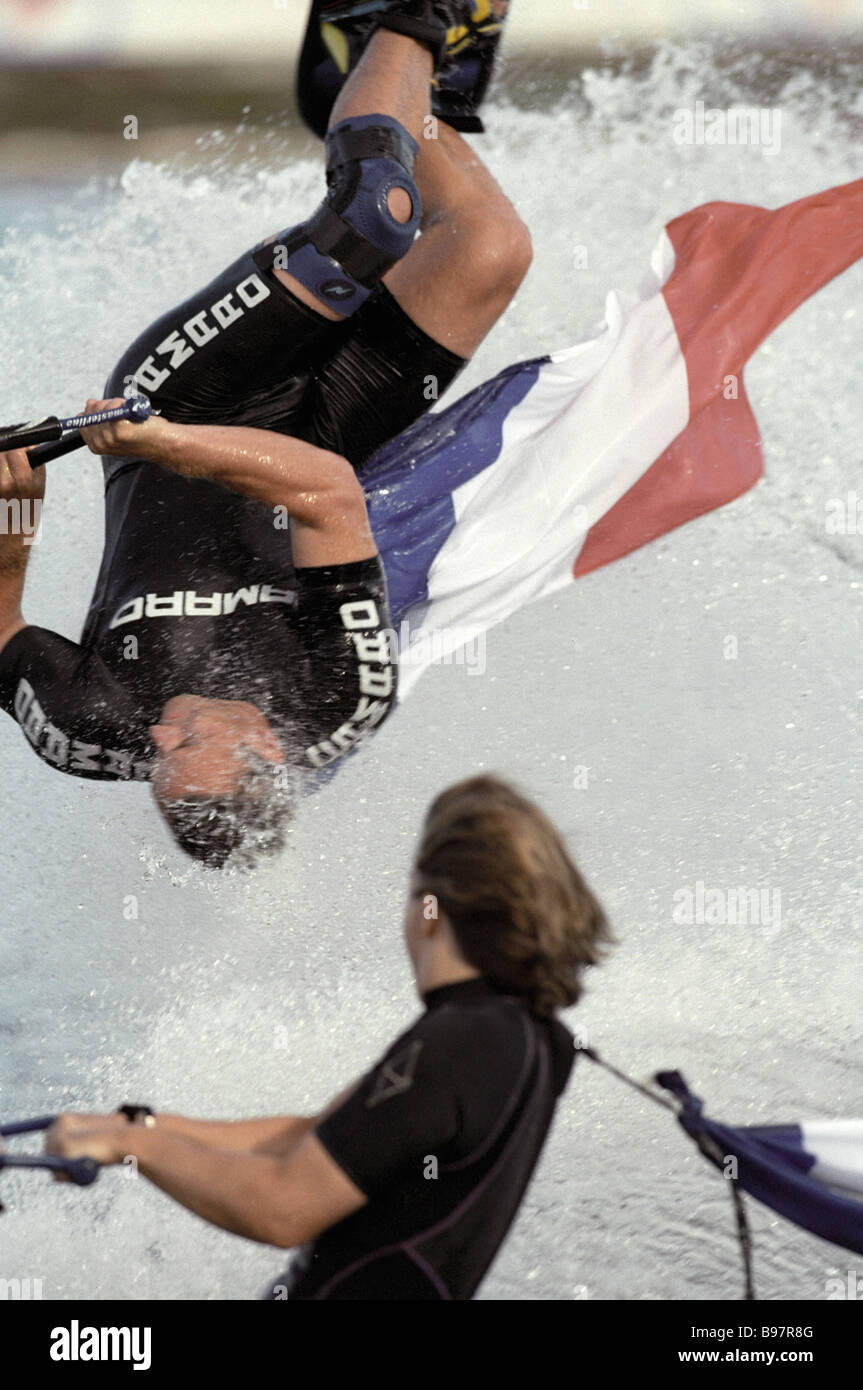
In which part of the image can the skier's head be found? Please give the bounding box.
[405,774,613,1014]
[149,695,295,868]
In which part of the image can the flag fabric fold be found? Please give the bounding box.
[656,1070,863,1257]
[364,177,863,695]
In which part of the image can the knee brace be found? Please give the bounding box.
[273,114,421,315]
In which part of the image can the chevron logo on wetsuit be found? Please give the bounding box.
[366,1040,424,1107]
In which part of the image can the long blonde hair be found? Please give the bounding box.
[415,776,613,1015]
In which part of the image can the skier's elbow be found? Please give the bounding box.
[290,452,366,532]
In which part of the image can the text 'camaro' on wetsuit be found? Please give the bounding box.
[0,543,396,783]
[0,235,466,782]
[268,976,576,1301]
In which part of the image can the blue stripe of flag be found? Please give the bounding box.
[657,1073,863,1256]
[365,355,548,621]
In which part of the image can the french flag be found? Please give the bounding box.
[365,176,863,693]
[657,1071,863,1258]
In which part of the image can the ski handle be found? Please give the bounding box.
[1,1115,56,1137]
[0,396,153,466]
[0,1153,100,1186]
[0,1115,101,1187]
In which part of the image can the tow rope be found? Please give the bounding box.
[582,1047,757,1301]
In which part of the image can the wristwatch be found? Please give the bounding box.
[117,1104,156,1128]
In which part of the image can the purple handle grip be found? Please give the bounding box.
[1,1115,56,1137]
[58,396,152,432]
[0,1115,101,1188]
[0,1152,100,1186]
[0,396,152,463]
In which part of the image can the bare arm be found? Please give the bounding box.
[79,398,377,569]
[0,448,45,654]
[151,1083,359,1157]
[126,1128,366,1248]
[45,1085,368,1249]
[151,1114,317,1157]
[0,567,28,655]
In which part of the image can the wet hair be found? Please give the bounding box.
[159,751,300,870]
[414,775,613,1016]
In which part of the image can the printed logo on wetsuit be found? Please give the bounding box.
[366,1040,424,1108]
[13,679,149,779]
[305,599,397,769]
[130,273,271,394]
[109,584,296,628]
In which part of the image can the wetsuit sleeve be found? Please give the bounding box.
[0,626,152,780]
[291,554,398,772]
[315,1015,460,1199]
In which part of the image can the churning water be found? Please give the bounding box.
[1,44,862,1299]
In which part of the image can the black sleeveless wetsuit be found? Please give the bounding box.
[268,977,576,1301]
[0,240,465,781]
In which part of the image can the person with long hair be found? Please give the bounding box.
[42,775,612,1300]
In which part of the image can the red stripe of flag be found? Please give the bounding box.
[574,177,863,578]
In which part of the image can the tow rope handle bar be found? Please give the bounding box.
[0,396,153,467]
[0,1115,100,1188]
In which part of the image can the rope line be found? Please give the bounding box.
[582,1046,756,1300]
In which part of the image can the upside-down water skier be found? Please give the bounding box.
[0,2,529,867]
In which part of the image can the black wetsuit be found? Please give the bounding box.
[0,240,464,781]
[269,977,576,1301]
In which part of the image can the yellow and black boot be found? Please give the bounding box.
[298,1,510,138]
